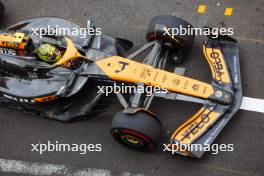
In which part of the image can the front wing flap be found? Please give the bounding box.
[170,37,242,158]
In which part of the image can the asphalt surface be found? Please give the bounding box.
[0,0,264,176]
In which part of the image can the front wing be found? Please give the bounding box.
[90,36,241,158]
[170,37,242,158]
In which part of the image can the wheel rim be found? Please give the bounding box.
[120,134,144,146]
[111,128,153,149]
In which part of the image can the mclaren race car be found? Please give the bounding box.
[0,16,242,158]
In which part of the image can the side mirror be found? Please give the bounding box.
[54,37,86,66]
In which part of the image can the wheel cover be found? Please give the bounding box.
[112,128,152,149]
[120,134,144,146]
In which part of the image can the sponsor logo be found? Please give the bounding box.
[3,94,35,103]
[115,61,129,73]
[3,94,58,103]
[182,114,210,140]
[34,95,57,103]
[210,51,225,81]
[0,48,17,55]
[0,40,20,49]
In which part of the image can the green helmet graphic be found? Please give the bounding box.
[37,44,62,63]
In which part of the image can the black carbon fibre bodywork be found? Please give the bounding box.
[0,17,129,121]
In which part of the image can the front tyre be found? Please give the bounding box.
[146,15,195,64]
[110,111,162,151]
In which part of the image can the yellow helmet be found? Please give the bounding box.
[37,44,62,64]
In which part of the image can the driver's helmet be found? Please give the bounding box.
[37,44,62,64]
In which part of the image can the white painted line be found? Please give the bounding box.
[0,158,111,176]
[236,37,264,44]
[121,173,145,176]
[0,158,143,176]
[175,95,264,114]
[240,96,264,114]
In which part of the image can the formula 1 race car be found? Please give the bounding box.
[0,16,242,158]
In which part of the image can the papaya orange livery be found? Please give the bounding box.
[171,105,223,145]
[34,95,58,103]
[203,46,231,84]
[0,32,28,50]
[96,56,215,99]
